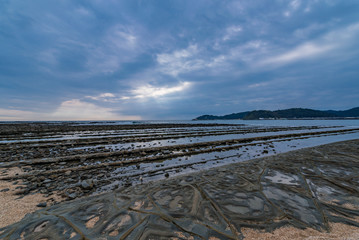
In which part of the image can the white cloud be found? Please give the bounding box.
[153,22,359,78]
[223,25,242,41]
[75,7,92,17]
[86,93,116,101]
[99,93,115,98]
[227,40,269,64]
[0,108,40,121]
[284,11,291,17]
[84,25,140,75]
[84,81,192,102]
[0,100,140,121]
[290,0,301,10]
[294,23,325,38]
[259,22,359,67]
[131,82,192,99]
[246,97,273,104]
[283,0,302,17]
[247,82,270,89]
[156,45,203,76]
[261,42,333,65]
[158,45,197,61]
[51,99,140,120]
[156,44,234,76]
[108,28,137,49]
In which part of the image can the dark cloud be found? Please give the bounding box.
[1,0,359,120]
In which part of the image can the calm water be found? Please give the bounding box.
[76,119,359,127]
[2,119,359,127]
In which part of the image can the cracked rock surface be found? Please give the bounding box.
[1,139,358,239]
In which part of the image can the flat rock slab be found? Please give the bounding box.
[1,140,359,239]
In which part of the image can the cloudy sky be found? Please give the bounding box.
[1,0,359,120]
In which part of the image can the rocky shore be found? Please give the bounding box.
[1,122,358,207]
[1,139,359,239]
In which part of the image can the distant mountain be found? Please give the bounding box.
[325,107,359,117]
[193,107,359,120]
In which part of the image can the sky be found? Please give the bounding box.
[1,0,359,121]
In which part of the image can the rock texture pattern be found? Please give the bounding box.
[1,140,359,239]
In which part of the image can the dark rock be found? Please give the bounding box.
[0,188,10,192]
[124,182,132,187]
[164,173,169,178]
[65,192,78,199]
[81,180,93,190]
[37,202,47,208]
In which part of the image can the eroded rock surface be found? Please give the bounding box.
[1,140,358,239]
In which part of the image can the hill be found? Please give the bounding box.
[194,107,359,120]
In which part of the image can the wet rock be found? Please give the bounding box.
[37,202,47,208]
[162,150,171,155]
[124,182,132,187]
[80,175,88,180]
[65,192,78,200]
[81,180,94,190]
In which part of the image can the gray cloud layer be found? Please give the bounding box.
[1,0,359,120]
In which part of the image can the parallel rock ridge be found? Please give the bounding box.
[3,122,353,204]
[1,140,358,239]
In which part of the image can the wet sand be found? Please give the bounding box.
[1,139,359,239]
[0,180,46,229]
[242,222,359,239]
[0,167,64,228]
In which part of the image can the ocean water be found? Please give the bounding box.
[1,119,359,128]
[86,119,359,126]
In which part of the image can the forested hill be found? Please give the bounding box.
[194,107,359,120]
